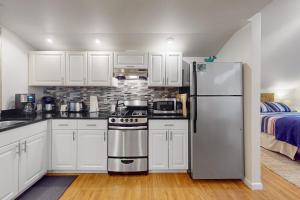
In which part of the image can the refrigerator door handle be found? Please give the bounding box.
[193,62,197,133]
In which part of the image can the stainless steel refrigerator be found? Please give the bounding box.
[189,62,244,179]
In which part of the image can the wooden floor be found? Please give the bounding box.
[57,166,300,200]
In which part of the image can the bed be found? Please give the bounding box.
[260,93,300,160]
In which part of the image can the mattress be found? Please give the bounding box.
[261,133,299,160]
[261,112,300,147]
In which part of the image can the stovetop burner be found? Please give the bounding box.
[110,110,148,117]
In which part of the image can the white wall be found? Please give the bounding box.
[0,26,33,109]
[217,14,262,190]
[261,0,300,109]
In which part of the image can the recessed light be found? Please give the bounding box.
[95,39,101,44]
[167,37,175,45]
[46,38,53,44]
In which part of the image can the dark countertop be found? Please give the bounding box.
[0,110,189,132]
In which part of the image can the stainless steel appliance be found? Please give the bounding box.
[108,100,148,174]
[15,94,36,114]
[153,98,177,114]
[189,62,244,179]
[41,96,56,112]
[68,101,85,112]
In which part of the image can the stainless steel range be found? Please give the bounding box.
[108,100,148,174]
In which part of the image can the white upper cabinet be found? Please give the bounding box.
[66,51,87,86]
[165,52,182,87]
[114,52,148,68]
[148,53,165,87]
[148,52,182,87]
[29,51,65,86]
[87,51,113,86]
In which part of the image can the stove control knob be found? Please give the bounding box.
[130,119,133,122]
[111,118,116,123]
[120,119,124,122]
[135,119,138,122]
[125,119,129,122]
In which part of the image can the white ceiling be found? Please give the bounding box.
[0,0,272,56]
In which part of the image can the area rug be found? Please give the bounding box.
[261,147,300,187]
[17,175,77,200]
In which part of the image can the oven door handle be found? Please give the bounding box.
[121,160,134,164]
[108,126,148,130]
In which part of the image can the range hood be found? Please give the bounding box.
[113,68,148,80]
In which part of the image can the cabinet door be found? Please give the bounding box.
[29,51,65,86]
[165,52,182,87]
[148,53,165,87]
[114,52,148,69]
[0,142,19,200]
[66,51,87,86]
[169,130,188,170]
[77,130,107,170]
[52,130,77,170]
[149,130,169,170]
[19,132,47,192]
[87,51,113,86]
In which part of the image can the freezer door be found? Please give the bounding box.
[191,96,244,179]
[191,62,243,96]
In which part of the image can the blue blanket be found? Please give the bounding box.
[261,113,300,147]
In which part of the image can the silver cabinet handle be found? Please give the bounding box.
[22,141,27,152]
[73,131,75,141]
[166,130,168,141]
[16,143,20,154]
[58,124,69,127]
[164,124,174,127]
[83,77,87,85]
[86,124,97,127]
[166,77,169,85]
[104,132,106,142]
[162,77,165,85]
[170,131,173,141]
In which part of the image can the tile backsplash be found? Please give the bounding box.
[43,80,183,112]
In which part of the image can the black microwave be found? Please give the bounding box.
[153,98,177,114]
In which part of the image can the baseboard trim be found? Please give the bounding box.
[48,170,107,174]
[243,178,263,190]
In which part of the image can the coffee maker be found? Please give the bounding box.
[41,96,56,112]
[15,94,36,114]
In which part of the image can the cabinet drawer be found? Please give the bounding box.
[149,120,188,130]
[52,120,77,130]
[77,120,107,130]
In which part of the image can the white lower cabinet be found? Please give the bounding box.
[149,130,169,170]
[169,130,188,169]
[0,142,19,200]
[52,130,77,170]
[0,121,48,200]
[77,130,107,170]
[19,132,47,192]
[149,120,188,171]
[51,120,107,171]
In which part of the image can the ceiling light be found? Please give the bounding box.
[167,37,175,45]
[46,38,53,44]
[95,39,101,44]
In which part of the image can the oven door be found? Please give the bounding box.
[108,129,148,157]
